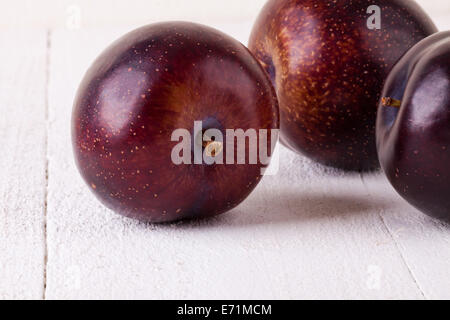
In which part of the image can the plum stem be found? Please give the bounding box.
[381,97,401,108]
[203,140,223,157]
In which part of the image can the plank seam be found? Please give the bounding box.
[359,173,428,300]
[42,29,52,300]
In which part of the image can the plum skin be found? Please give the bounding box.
[377,32,450,222]
[249,0,437,171]
[72,22,279,223]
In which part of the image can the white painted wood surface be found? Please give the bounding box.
[1,1,450,299]
[0,30,47,299]
[361,174,450,299]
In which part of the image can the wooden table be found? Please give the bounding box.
[1,0,449,299]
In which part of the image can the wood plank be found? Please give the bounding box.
[362,173,450,299]
[45,25,423,299]
[0,30,48,299]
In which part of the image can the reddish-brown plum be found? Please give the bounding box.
[377,32,450,222]
[249,0,437,171]
[72,22,279,223]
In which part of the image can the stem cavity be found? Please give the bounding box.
[382,97,401,108]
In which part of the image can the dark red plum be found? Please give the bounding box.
[249,0,437,171]
[72,22,279,223]
[377,31,450,222]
